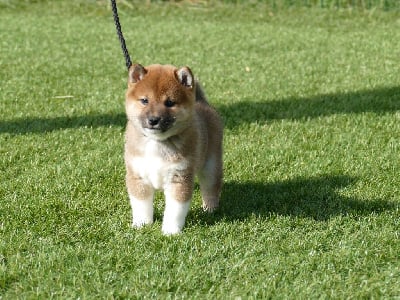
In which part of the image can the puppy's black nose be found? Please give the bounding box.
[148,117,161,126]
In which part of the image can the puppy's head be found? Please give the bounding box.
[125,64,195,141]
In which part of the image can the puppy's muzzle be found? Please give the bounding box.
[148,116,161,127]
[144,115,175,132]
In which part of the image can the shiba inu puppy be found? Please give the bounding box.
[124,63,223,235]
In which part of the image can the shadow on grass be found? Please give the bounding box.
[0,86,399,135]
[196,174,397,224]
[0,113,126,135]
[218,85,400,129]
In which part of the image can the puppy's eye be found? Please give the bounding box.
[139,98,148,105]
[165,99,175,108]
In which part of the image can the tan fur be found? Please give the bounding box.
[124,63,223,234]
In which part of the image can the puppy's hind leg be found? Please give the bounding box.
[198,155,222,213]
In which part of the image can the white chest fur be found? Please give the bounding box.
[128,140,187,190]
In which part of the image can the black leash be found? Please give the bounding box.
[110,0,132,70]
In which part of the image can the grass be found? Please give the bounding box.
[1,0,400,298]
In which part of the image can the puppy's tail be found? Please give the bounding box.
[195,81,210,105]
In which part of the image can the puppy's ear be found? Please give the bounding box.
[128,64,147,83]
[176,66,194,89]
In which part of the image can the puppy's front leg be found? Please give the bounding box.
[162,173,194,235]
[126,168,154,228]
[129,192,154,228]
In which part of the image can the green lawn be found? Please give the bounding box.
[1,1,400,298]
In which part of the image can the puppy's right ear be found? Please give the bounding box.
[128,64,147,84]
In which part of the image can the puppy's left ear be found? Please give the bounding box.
[176,67,194,89]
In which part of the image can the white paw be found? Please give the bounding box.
[161,198,191,235]
[161,222,182,235]
[132,217,153,229]
[129,194,153,229]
